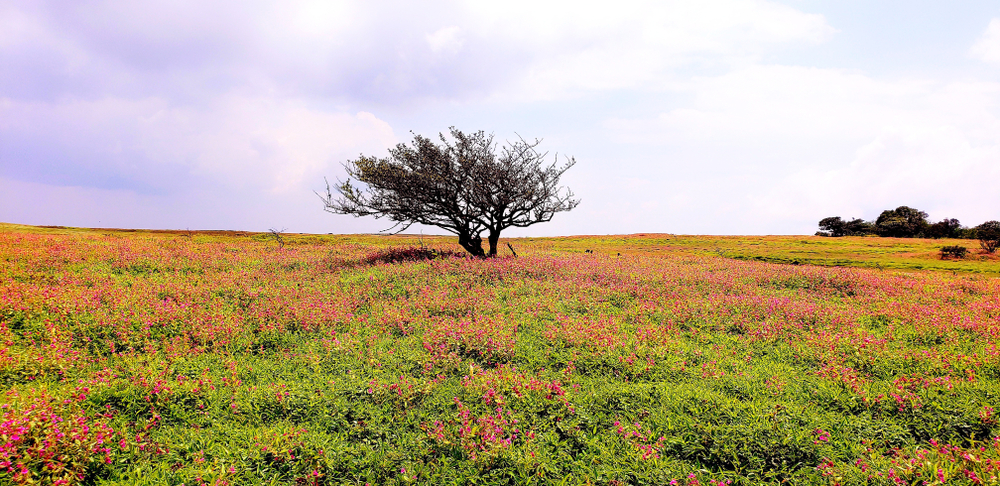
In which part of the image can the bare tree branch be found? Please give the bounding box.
[267,228,286,249]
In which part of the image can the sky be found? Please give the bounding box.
[2,0,999,236]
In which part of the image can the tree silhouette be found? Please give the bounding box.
[320,128,578,257]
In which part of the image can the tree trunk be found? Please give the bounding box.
[487,231,500,257]
[458,231,486,257]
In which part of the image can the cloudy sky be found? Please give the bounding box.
[2,1,999,235]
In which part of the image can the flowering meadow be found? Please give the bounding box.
[1,224,999,485]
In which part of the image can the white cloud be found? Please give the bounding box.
[466,0,835,101]
[0,175,385,232]
[0,0,840,121]
[467,0,832,52]
[0,94,399,232]
[767,126,1000,225]
[1,96,397,195]
[426,26,464,55]
[971,18,1000,63]
[4,0,835,104]
[608,65,1000,149]
[601,65,1000,232]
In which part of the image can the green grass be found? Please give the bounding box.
[535,233,1000,274]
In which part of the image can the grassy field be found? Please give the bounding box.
[532,233,1000,275]
[1,223,999,485]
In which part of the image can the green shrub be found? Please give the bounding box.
[939,245,968,259]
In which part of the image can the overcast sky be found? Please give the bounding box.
[2,1,999,235]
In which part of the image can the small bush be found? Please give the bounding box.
[939,245,967,259]
[363,246,462,265]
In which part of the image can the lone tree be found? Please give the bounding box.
[319,128,579,257]
[977,220,1000,254]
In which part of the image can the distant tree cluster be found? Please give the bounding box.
[817,206,1000,254]
[816,217,873,237]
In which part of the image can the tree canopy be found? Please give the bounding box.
[319,128,579,257]
[874,206,929,238]
[977,220,1000,253]
[817,217,873,237]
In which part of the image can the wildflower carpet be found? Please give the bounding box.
[1,224,998,485]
